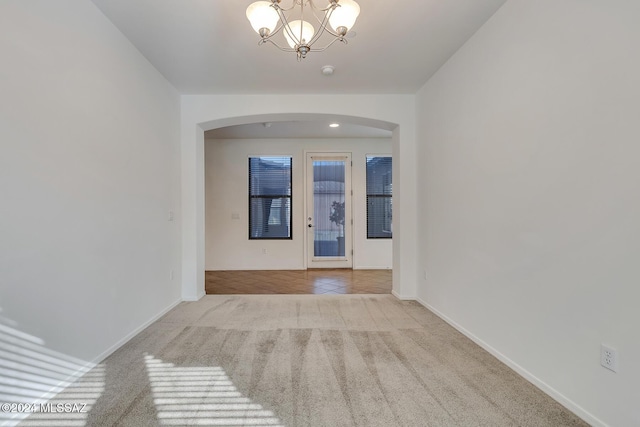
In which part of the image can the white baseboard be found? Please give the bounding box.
[90,297,182,364]
[353,266,392,270]
[206,267,306,271]
[183,290,206,302]
[391,289,415,300]
[5,298,183,427]
[414,296,606,427]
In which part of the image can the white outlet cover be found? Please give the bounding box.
[601,344,619,372]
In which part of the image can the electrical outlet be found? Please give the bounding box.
[262,248,267,255]
[169,270,174,280]
[601,344,619,372]
[423,269,427,280]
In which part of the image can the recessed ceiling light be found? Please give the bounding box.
[321,65,335,76]
[329,123,340,128]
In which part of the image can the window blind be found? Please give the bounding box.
[366,156,392,239]
[248,156,292,239]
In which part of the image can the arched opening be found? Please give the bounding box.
[202,116,394,290]
[180,100,417,303]
[198,114,397,292]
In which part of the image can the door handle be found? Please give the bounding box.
[308,224,313,228]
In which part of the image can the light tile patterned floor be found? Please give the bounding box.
[205,269,392,295]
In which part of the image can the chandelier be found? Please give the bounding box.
[246,0,361,60]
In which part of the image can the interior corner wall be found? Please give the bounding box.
[415,1,640,425]
[0,1,182,362]
[205,137,392,271]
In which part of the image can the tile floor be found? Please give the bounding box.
[205,269,392,294]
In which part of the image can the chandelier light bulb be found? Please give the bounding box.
[284,20,315,49]
[246,0,360,59]
[329,0,360,33]
[246,1,279,35]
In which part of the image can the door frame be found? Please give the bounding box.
[305,152,353,269]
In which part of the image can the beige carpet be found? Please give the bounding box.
[19,295,587,426]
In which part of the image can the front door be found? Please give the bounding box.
[306,153,352,268]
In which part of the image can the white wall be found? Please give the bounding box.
[181,98,417,301]
[0,1,181,363]
[205,138,392,270]
[415,1,640,425]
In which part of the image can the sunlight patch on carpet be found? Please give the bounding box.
[144,354,283,426]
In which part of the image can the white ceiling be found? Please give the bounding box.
[205,120,392,139]
[90,0,507,95]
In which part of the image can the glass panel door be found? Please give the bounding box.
[306,153,352,268]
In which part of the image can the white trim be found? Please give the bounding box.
[9,298,183,427]
[183,291,206,302]
[353,266,392,270]
[415,297,607,427]
[391,289,414,300]
[90,298,183,363]
[205,267,307,271]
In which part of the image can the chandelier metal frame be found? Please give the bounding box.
[247,0,359,60]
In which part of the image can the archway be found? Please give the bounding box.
[179,95,417,302]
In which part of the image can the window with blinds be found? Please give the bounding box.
[366,156,392,239]
[248,156,292,239]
